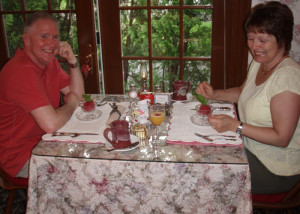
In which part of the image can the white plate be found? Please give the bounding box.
[106,134,140,152]
[190,114,211,126]
[75,109,102,121]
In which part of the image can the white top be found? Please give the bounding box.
[238,57,300,176]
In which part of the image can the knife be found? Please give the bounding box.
[51,132,99,137]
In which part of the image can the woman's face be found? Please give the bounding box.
[247,31,285,65]
[23,19,59,69]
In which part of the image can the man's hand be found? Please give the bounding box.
[58,41,77,64]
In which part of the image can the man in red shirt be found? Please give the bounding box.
[0,12,84,178]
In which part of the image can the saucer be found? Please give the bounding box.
[75,109,102,121]
[171,94,193,103]
[105,134,140,152]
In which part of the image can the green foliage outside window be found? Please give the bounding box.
[1,0,78,68]
[121,1,213,94]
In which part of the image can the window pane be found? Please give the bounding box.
[51,0,75,10]
[123,60,149,93]
[152,9,179,57]
[1,0,22,11]
[121,10,148,57]
[183,60,210,93]
[53,13,79,55]
[120,0,147,7]
[153,60,179,92]
[151,0,179,6]
[183,9,212,57]
[3,14,23,57]
[183,0,213,6]
[25,0,48,10]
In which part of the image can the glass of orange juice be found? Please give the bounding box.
[149,104,166,159]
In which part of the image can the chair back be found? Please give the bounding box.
[253,179,300,210]
[0,166,28,214]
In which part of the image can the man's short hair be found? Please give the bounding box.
[23,12,58,33]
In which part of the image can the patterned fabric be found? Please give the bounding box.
[27,155,252,214]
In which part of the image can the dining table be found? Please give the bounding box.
[26,94,252,214]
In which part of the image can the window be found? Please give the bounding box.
[0,0,78,71]
[119,0,214,93]
[0,0,100,93]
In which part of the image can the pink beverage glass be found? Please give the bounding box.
[103,120,131,149]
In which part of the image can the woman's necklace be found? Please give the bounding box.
[261,57,285,76]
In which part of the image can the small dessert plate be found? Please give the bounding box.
[75,109,102,121]
[190,114,211,126]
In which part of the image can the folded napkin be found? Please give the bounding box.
[42,102,130,143]
[167,102,242,146]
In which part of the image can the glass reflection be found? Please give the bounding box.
[120,10,148,57]
[51,0,75,10]
[1,0,21,11]
[120,0,147,7]
[183,9,212,57]
[3,14,23,57]
[152,9,180,57]
[25,0,48,10]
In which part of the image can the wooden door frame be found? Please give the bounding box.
[75,0,99,94]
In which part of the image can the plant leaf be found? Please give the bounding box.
[82,94,92,102]
[195,94,209,105]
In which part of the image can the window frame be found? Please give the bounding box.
[98,0,251,94]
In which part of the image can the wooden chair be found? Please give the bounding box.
[252,180,300,214]
[0,167,28,214]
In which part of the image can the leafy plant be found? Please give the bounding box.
[195,93,209,105]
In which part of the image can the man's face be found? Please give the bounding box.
[23,19,59,68]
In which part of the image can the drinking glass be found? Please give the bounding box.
[149,104,166,159]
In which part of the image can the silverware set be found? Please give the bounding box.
[51,132,98,138]
[194,133,237,142]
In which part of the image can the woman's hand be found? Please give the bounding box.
[195,81,214,99]
[208,114,240,133]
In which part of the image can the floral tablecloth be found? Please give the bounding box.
[27,155,251,214]
[27,140,252,214]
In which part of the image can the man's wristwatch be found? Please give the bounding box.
[236,122,243,135]
[68,61,79,69]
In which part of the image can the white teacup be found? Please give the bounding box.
[131,100,150,124]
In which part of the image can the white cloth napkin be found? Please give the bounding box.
[42,102,130,143]
[167,102,242,146]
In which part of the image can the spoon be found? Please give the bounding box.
[97,101,107,106]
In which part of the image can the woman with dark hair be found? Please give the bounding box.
[196,1,300,194]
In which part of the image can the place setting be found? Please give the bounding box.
[167,94,242,146]
[42,95,130,144]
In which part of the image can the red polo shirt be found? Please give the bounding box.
[0,48,70,177]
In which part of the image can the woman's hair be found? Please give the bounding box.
[244,1,294,55]
[23,12,58,33]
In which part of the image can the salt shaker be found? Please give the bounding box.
[128,84,138,100]
[154,85,162,93]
